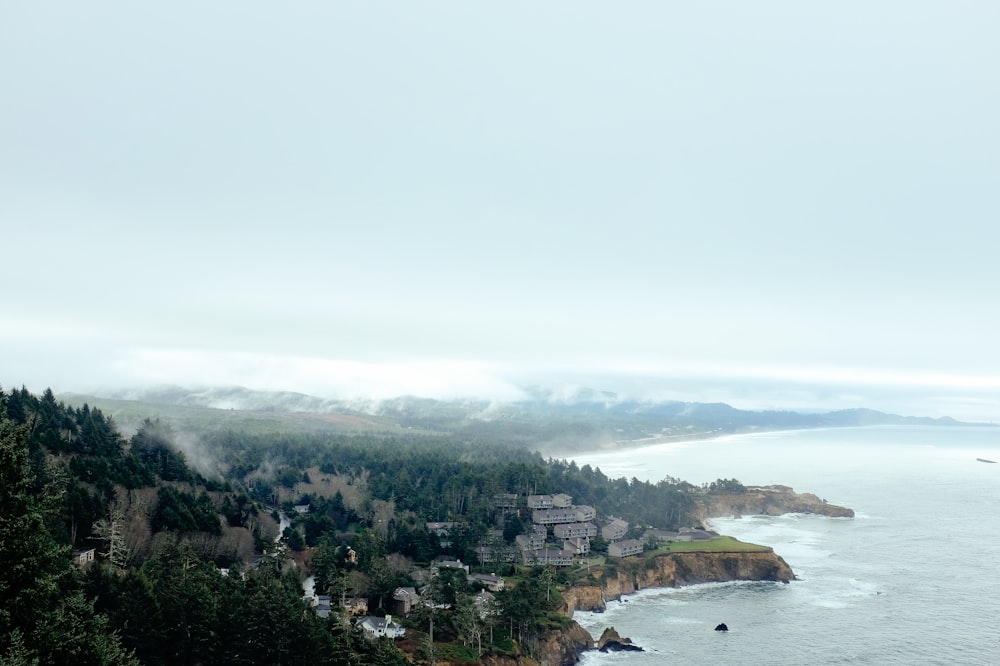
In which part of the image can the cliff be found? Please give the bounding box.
[692,485,855,521]
[535,622,596,666]
[561,550,795,615]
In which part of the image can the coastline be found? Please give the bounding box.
[560,549,795,617]
[541,548,794,664]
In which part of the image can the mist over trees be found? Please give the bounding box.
[0,384,734,664]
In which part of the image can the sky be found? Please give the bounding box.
[2,2,999,421]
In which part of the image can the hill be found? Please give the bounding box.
[64,384,974,453]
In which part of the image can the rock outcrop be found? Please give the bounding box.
[597,627,643,652]
[561,550,795,615]
[534,621,594,665]
[692,485,854,521]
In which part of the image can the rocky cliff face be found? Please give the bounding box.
[561,550,795,615]
[693,485,855,521]
[535,622,595,666]
[474,621,594,666]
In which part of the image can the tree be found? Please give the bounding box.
[0,412,138,665]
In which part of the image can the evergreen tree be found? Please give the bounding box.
[0,412,138,665]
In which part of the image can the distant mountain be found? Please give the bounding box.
[62,385,979,453]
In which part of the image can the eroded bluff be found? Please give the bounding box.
[693,485,855,521]
[561,551,794,614]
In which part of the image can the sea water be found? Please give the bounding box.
[566,426,1000,665]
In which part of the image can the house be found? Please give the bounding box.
[532,507,580,525]
[527,494,554,509]
[409,568,431,586]
[563,537,590,555]
[312,595,332,619]
[645,527,718,543]
[293,504,310,514]
[643,528,681,543]
[522,549,575,567]
[608,539,645,558]
[426,521,456,537]
[426,521,457,547]
[553,521,597,539]
[356,615,405,639]
[529,493,574,509]
[602,518,629,542]
[72,548,96,567]
[434,558,470,574]
[390,587,420,616]
[680,528,719,541]
[533,505,596,526]
[551,493,573,508]
[515,525,548,551]
[469,573,505,592]
[473,590,497,619]
[342,597,368,616]
[475,545,517,564]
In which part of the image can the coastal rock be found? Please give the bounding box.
[600,640,643,652]
[535,621,594,666]
[597,627,643,652]
[693,485,855,521]
[476,621,592,666]
[562,550,794,617]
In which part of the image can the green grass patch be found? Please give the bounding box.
[575,555,605,571]
[654,536,771,553]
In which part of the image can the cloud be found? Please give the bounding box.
[110,348,527,402]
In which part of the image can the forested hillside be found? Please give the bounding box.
[0,385,739,665]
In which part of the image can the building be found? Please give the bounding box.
[475,545,518,564]
[644,527,720,543]
[72,548,96,567]
[642,528,680,543]
[533,505,596,525]
[426,521,457,547]
[527,493,574,509]
[342,597,368,616]
[434,558,470,574]
[563,537,590,555]
[473,590,497,619]
[527,494,553,509]
[390,587,420,616]
[469,573,505,592]
[601,518,629,542]
[515,525,548,551]
[608,539,645,558]
[532,508,578,525]
[522,549,575,567]
[553,521,597,539]
[426,521,456,537]
[293,504,310,514]
[356,615,405,639]
[312,595,331,619]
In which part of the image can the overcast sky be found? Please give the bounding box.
[2,2,999,421]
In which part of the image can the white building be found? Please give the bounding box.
[357,615,405,639]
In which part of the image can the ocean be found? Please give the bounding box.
[565,426,1000,665]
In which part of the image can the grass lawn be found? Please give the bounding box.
[653,536,772,553]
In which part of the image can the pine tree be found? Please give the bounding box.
[0,412,138,665]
